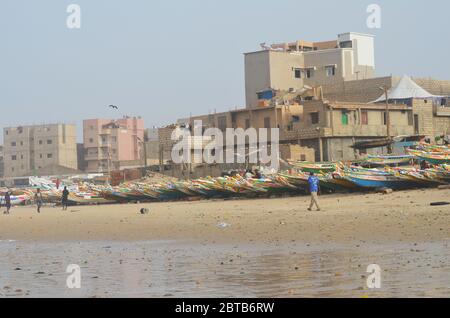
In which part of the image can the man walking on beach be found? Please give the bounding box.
[307,172,321,211]
[34,189,44,213]
[61,186,69,211]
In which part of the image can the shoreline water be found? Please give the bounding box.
[1,239,450,297]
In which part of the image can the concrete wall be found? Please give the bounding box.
[412,99,450,137]
[322,76,450,104]
[280,144,315,162]
[244,51,272,110]
[322,76,393,103]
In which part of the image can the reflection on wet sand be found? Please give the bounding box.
[1,240,450,298]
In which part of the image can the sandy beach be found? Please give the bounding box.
[1,188,450,243]
[1,188,450,297]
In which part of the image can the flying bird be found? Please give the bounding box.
[109,105,119,110]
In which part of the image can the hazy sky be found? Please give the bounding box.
[1,0,449,141]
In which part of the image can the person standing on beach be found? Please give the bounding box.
[34,189,44,213]
[61,186,69,211]
[307,172,321,211]
[4,191,12,214]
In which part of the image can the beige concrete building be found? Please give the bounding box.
[83,117,145,173]
[281,100,414,161]
[178,98,414,162]
[0,145,4,178]
[411,98,450,137]
[3,124,77,177]
[245,32,376,108]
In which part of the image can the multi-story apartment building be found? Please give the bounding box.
[83,117,144,173]
[178,98,414,162]
[3,124,78,177]
[0,145,4,178]
[245,32,376,108]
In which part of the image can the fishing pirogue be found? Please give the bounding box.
[1,144,450,206]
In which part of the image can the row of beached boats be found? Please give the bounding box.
[1,144,450,206]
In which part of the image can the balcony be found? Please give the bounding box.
[85,153,110,161]
[434,105,450,117]
[99,129,112,135]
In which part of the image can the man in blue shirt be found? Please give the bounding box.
[307,172,321,211]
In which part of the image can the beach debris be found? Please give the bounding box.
[140,208,149,214]
[377,188,393,194]
[430,202,450,206]
[217,222,231,229]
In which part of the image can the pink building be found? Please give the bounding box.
[83,117,145,173]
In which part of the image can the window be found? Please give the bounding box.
[407,111,413,126]
[310,112,319,125]
[414,114,419,134]
[361,110,368,125]
[11,155,17,161]
[294,68,302,79]
[39,140,43,145]
[340,41,353,48]
[382,112,387,125]
[11,142,16,147]
[47,153,53,159]
[20,155,24,159]
[341,111,349,125]
[264,117,271,129]
[300,155,306,161]
[40,154,43,159]
[245,119,251,129]
[20,141,23,146]
[47,140,52,145]
[305,69,313,79]
[326,65,336,77]
[5,130,8,135]
[218,116,227,132]
[292,115,300,122]
[89,138,94,143]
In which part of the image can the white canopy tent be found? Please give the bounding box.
[372,75,439,103]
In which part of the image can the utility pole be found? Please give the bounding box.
[382,86,393,154]
[137,136,147,167]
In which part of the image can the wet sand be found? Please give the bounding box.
[1,188,450,243]
[1,188,450,297]
[2,240,450,297]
